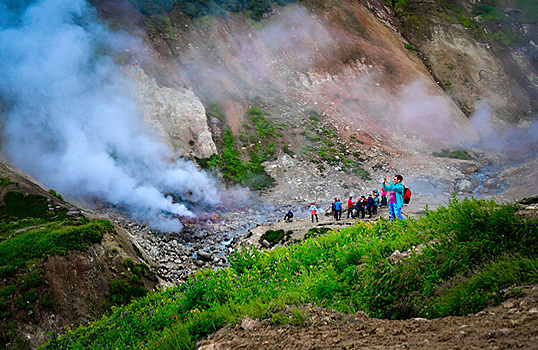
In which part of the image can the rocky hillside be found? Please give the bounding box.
[97,0,537,210]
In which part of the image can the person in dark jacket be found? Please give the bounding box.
[373,195,379,215]
[284,209,294,222]
[332,197,337,220]
[357,196,366,219]
[367,194,374,218]
[380,193,387,207]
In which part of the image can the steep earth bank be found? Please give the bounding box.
[198,284,538,349]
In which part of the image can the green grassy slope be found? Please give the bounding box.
[42,197,538,350]
[0,174,156,349]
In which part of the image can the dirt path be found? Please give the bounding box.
[197,285,538,350]
[242,206,397,248]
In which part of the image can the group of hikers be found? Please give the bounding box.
[286,174,408,223]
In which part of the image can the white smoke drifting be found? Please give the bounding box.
[0,0,220,231]
[468,98,538,160]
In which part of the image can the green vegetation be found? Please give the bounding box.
[467,0,533,46]
[125,0,298,20]
[455,8,479,30]
[0,177,14,188]
[199,107,276,190]
[0,220,112,272]
[0,187,122,347]
[303,227,331,240]
[249,108,275,139]
[432,149,473,160]
[41,197,537,349]
[472,0,504,20]
[301,112,371,179]
[147,14,175,40]
[1,191,51,220]
[259,229,293,246]
[48,189,64,201]
[404,43,416,51]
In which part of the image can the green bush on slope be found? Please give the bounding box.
[42,197,538,349]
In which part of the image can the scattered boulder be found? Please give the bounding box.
[456,179,474,192]
[457,161,479,174]
[210,213,220,223]
[197,250,213,262]
[241,316,262,331]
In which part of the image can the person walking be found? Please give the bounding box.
[310,202,319,223]
[347,196,355,218]
[382,174,406,220]
[334,198,343,221]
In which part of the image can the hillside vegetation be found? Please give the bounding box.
[0,173,157,349]
[42,197,538,349]
[127,0,298,19]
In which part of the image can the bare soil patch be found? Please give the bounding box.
[197,285,538,349]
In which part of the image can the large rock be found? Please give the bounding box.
[126,67,217,158]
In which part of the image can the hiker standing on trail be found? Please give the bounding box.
[357,195,366,219]
[334,198,342,221]
[382,174,406,220]
[380,192,387,207]
[310,202,319,223]
[373,195,379,215]
[332,197,338,220]
[367,194,374,218]
[347,196,355,218]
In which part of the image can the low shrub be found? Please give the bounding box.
[259,229,286,245]
[432,149,472,160]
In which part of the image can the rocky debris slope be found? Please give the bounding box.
[103,205,282,283]
[197,285,538,350]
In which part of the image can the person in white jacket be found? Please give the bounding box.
[310,202,319,223]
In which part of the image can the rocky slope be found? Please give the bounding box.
[85,0,538,292]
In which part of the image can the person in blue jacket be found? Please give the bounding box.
[334,198,343,221]
[382,174,405,220]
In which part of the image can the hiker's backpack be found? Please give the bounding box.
[403,186,411,204]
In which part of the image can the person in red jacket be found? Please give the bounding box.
[347,196,355,219]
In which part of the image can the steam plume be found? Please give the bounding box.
[0,0,220,231]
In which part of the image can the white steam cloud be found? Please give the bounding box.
[0,0,220,231]
[468,98,538,160]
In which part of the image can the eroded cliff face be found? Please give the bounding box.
[140,0,476,152]
[399,0,537,122]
